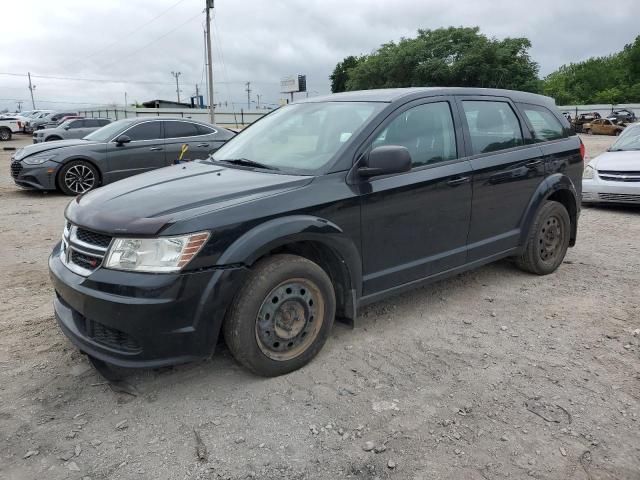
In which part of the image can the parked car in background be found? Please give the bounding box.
[0,116,23,140]
[572,112,601,133]
[11,117,235,194]
[47,88,583,376]
[33,118,112,143]
[607,109,636,124]
[37,111,79,130]
[583,122,640,205]
[24,110,54,132]
[583,118,625,136]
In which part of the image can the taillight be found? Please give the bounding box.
[579,139,586,162]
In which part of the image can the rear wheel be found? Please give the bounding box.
[0,128,11,141]
[223,254,336,376]
[585,128,592,135]
[58,160,99,195]
[516,200,570,275]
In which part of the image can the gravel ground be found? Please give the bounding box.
[1,134,639,480]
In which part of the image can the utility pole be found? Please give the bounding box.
[171,71,182,103]
[124,91,128,107]
[16,100,23,111]
[256,94,262,109]
[245,82,251,110]
[27,72,36,109]
[205,0,215,123]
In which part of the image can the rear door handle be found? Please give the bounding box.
[196,143,209,147]
[525,160,543,168]
[447,176,470,187]
[149,146,163,151]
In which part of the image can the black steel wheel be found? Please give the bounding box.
[516,200,570,275]
[58,160,99,195]
[223,254,335,376]
[0,128,11,141]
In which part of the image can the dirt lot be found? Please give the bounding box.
[1,134,638,480]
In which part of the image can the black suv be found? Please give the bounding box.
[49,88,583,376]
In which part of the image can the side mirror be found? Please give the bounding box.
[358,145,412,178]
[115,135,131,145]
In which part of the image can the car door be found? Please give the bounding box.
[104,120,167,183]
[456,96,546,261]
[358,98,472,296]
[162,120,215,163]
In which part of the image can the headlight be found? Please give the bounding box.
[104,232,210,273]
[23,153,59,165]
[583,165,595,179]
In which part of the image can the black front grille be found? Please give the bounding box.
[70,250,101,271]
[598,170,640,182]
[10,161,22,178]
[76,228,112,248]
[88,320,141,352]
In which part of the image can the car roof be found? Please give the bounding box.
[297,87,556,107]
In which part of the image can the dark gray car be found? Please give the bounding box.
[33,118,112,143]
[11,117,236,195]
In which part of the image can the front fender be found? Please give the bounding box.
[217,215,362,298]
[519,173,578,246]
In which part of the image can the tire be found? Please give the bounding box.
[615,130,621,136]
[45,136,62,142]
[0,128,11,141]
[585,129,592,135]
[57,160,99,196]
[516,200,571,275]
[223,254,336,376]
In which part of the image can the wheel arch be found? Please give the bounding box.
[44,135,62,142]
[217,215,362,322]
[55,156,104,190]
[520,174,578,248]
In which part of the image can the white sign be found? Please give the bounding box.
[280,75,299,93]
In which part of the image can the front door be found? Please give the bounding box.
[456,96,546,260]
[105,121,167,183]
[359,98,472,296]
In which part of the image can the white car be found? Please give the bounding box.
[0,117,23,141]
[582,123,640,205]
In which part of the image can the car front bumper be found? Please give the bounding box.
[582,176,640,204]
[10,159,60,190]
[49,242,248,368]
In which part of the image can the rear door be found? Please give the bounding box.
[456,96,545,261]
[162,120,217,163]
[359,97,472,295]
[104,121,167,183]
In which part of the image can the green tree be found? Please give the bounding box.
[330,27,540,93]
[330,56,362,93]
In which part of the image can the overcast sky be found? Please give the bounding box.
[2,0,639,113]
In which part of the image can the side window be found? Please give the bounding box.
[462,101,523,155]
[83,119,97,127]
[196,124,216,135]
[125,122,162,141]
[519,104,566,142]
[68,120,83,128]
[164,121,200,139]
[99,120,111,126]
[372,102,457,168]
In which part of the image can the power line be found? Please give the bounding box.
[63,0,189,70]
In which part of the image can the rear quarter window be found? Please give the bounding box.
[518,104,567,142]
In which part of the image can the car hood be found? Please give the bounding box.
[593,151,640,171]
[14,139,99,159]
[66,161,313,235]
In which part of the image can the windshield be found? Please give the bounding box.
[83,119,133,142]
[610,124,640,151]
[212,102,384,174]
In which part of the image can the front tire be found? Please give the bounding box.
[223,254,336,376]
[58,160,99,195]
[0,128,11,141]
[516,200,570,275]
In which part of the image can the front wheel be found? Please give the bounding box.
[0,128,11,141]
[516,200,570,275]
[223,254,336,376]
[58,160,99,195]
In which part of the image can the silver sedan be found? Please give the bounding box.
[582,123,640,205]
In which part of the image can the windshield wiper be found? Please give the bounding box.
[215,158,278,170]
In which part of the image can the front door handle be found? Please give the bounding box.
[149,146,163,151]
[196,143,209,147]
[447,176,470,187]
[525,159,543,168]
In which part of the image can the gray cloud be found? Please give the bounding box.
[2,0,639,112]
